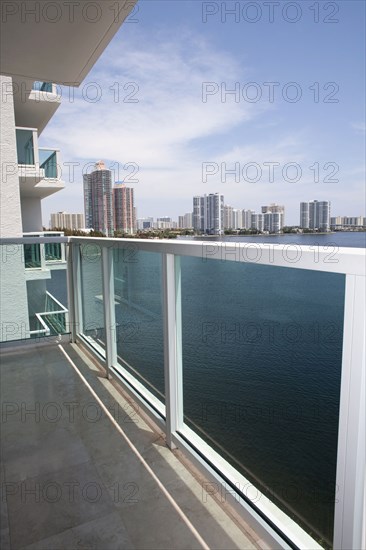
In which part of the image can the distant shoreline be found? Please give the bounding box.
[194,231,366,239]
[194,232,336,239]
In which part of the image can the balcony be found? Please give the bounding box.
[0,236,365,550]
[33,81,54,93]
[39,148,58,179]
[29,291,69,338]
[12,79,61,135]
[16,128,64,198]
[23,233,67,280]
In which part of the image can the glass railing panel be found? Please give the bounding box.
[45,242,62,261]
[24,243,41,268]
[39,149,57,178]
[46,265,68,310]
[80,244,106,354]
[113,247,165,404]
[45,267,68,337]
[1,243,32,342]
[29,317,50,338]
[33,81,53,92]
[180,256,345,548]
[0,242,69,342]
[16,129,34,165]
[27,262,69,337]
[40,311,67,335]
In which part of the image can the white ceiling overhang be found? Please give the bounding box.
[0,0,137,85]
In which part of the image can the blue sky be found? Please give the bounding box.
[41,0,365,226]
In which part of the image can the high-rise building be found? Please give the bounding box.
[224,205,233,229]
[193,194,224,234]
[155,218,177,229]
[232,209,242,229]
[113,183,135,234]
[241,209,253,230]
[261,204,285,233]
[50,212,85,230]
[83,161,114,236]
[300,200,331,231]
[300,202,309,229]
[178,213,193,229]
[330,216,366,229]
[316,201,331,231]
[137,217,154,230]
[193,196,203,231]
[251,213,264,232]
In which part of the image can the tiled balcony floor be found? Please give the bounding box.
[0,340,263,550]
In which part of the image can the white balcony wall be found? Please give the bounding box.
[0,76,23,237]
[0,75,30,340]
[12,78,61,135]
[21,197,43,232]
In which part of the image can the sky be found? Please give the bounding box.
[40,0,366,226]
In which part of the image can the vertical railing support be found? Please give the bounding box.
[67,241,83,342]
[39,242,46,271]
[102,245,117,379]
[162,253,183,449]
[334,274,365,550]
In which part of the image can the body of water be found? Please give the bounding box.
[193,230,366,248]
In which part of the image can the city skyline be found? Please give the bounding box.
[48,197,365,233]
[38,1,365,226]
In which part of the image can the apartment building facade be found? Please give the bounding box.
[193,193,224,234]
[178,213,193,229]
[113,183,135,234]
[300,200,331,231]
[83,161,114,236]
[330,216,366,229]
[50,212,85,230]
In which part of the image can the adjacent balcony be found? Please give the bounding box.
[0,236,364,550]
[33,81,55,93]
[13,78,61,135]
[23,233,67,282]
[16,127,64,198]
[39,148,58,179]
[29,290,69,338]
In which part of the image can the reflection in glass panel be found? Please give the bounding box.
[27,266,69,337]
[45,242,62,261]
[24,243,41,268]
[39,149,57,178]
[16,129,34,165]
[181,257,345,548]
[113,247,164,403]
[33,81,53,92]
[80,244,105,352]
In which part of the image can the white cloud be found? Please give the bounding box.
[351,122,366,134]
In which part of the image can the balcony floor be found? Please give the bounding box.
[0,340,263,550]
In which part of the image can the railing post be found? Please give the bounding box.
[101,245,117,379]
[40,243,46,271]
[162,253,183,449]
[67,241,83,342]
[61,240,66,263]
[334,273,365,550]
[66,241,75,341]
